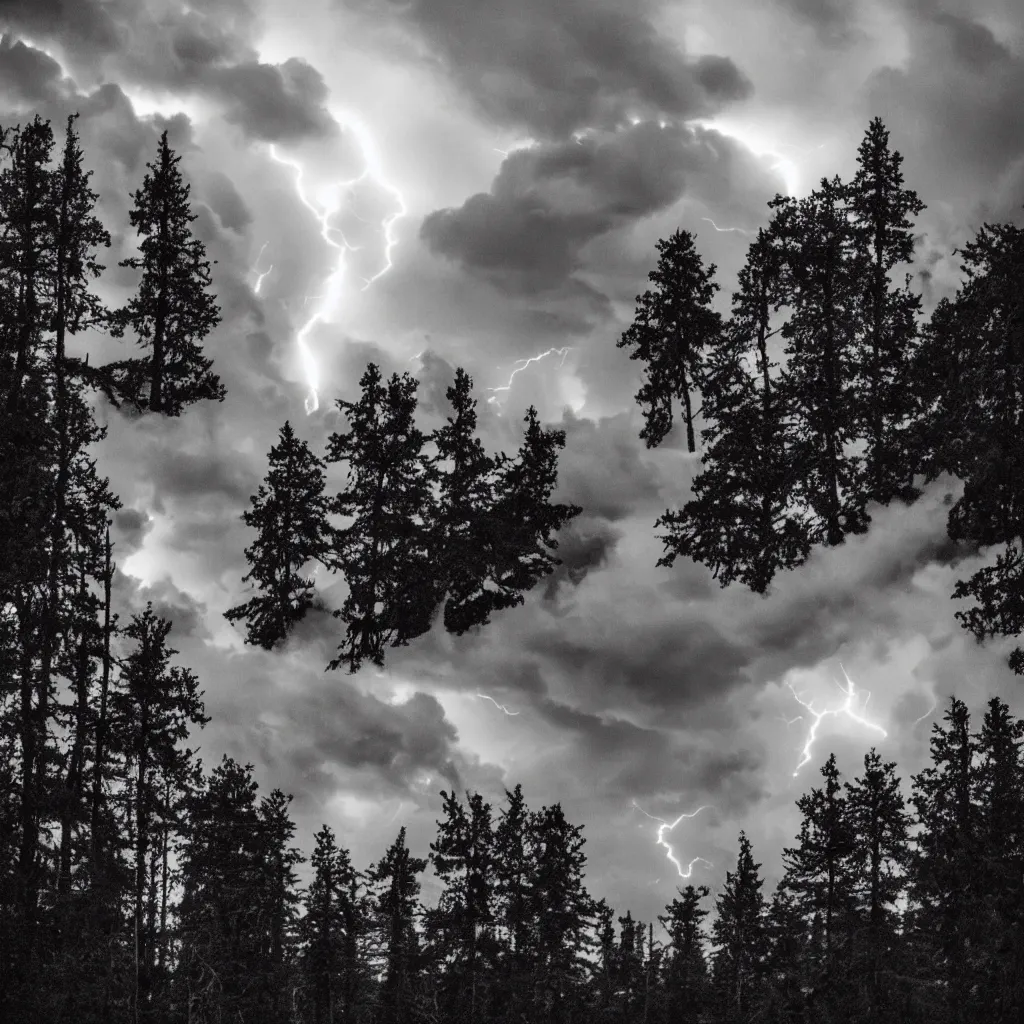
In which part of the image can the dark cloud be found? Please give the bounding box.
[555,411,662,522]
[356,0,750,138]
[774,0,861,46]
[542,518,621,601]
[111,568,211,640]
[421,122,774,298]
[148,444,257,508]
[867,0,1024,219]
[208,58,339,144]
[530,616,751,719]
[0,0,121,59]
[1,1,339,146]
[0,34,68,105]
[110,507,152,555]
[232,676,465,809]
[203,169,253,233]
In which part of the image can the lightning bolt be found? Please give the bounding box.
[251,241,273,295]
[632,800,712,879]
[911,694,938,729]
[486,347,573,403]
[476,692,520,716]
[701,217,754,236]
[268,113,407,415]
[788,663,888,776]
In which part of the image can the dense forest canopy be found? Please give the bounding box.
[1,104,1022,1024]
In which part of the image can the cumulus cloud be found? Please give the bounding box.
[421,122,767,296]
[349,0,750,139]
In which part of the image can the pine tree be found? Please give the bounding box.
[781,753,857,1008]
[616,909,646,1021]
[486,406,582,615]
[907,697,979,1021]
[427,368,504,636]
[971,698,1024,1019]
[529,802,594,1024]
[325,364,436,672]
[176,756,268,1024]
[770,179,867,547]
[113,129,224,415]
[593,898,617,1018]
[617,229,723,452]
[113,603,209,1021]
[712,831,768,1022]
[844,748,910,1022]
[659,884,710,1024]
[367,825,428,1024]
[760,882,809,1023]
[0,115,53,416]
[491,784,536,1024]
[427,789,497,1024]
[302,825,368,1024]
[656,226,810,593]
[910,223,1024,674]
[254,788,305,1024]
[847,117,926,507]
[225,420,331,649]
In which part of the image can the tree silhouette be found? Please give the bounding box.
[113,129,224,415]
[225,420,331,650]
[712,832,768,1022]
[847,116,926,507]
[325,363,436,672]
[617,229,723,452]
[656,226,810,593]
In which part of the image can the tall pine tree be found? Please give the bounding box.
[225,420,331,649]
[617,229,723,452]
[325,364,436,672]
[114,129,224,416]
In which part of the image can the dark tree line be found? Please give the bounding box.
[622,117,1024,673]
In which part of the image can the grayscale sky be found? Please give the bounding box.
[3,0,1022,926]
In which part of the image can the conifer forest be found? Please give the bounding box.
[2,4,1024,1024]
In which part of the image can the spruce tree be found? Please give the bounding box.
[659,884,711,1024]
[910,223,1024,674]
[781,752,857,1008]
[225,420,331,650]
[657,226,810,593]
[712,831,768,1022]
[367,825,428,1024]
[254,788,305,1024]
[617,229,723,452]
[907,698,979,1021]
[302,825,368,1024]
[971,698,1024,1019]
[114,129,224,415]
[844,748,911,1022]
[325,364,436,672]
[486,406,582,614]
[491,784,536,1024]
[427,368,503,635]
[770,180,867,546]
[113,603,209,1021]
[616,909,646,1021]
[593,898,618,1017]
[427,789,497,1024]
[176,757,267,1024]
[847,117,926,507]
[529,802,594,1024]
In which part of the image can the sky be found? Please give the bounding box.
[2,0,1024,928]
